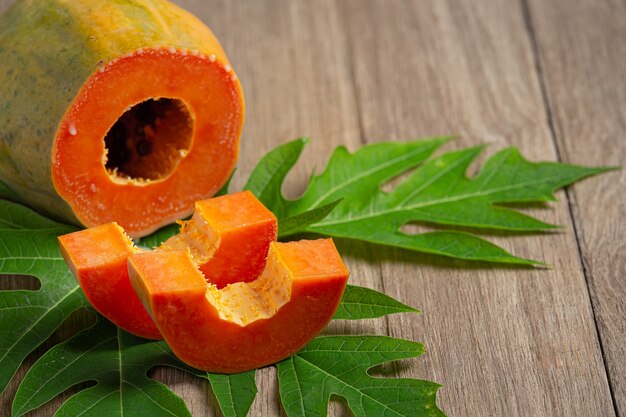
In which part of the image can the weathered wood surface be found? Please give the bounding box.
[0,0,623,416]
[527,0,626,414]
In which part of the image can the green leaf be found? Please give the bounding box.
[278,199,342,239]
[333,285,419,320]
[0,199,65,230]
[245,139,610,264]
[287,138,453,218]
[277,336,444,417]
[207,372,257,417]
[0,179,19,201]
[136,222,180,249]
[246,137,448,222]
[0,200,89,396]
[244,137,310,220]
[307,147,608,264]
[12,317,192,417]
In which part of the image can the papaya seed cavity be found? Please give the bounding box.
[104,98,193,183]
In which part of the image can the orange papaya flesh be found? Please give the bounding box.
[128,239,349,374]
[58,192,277,339]
[161,191,278,288]
[0,0,244,238]
[58,223,162,340]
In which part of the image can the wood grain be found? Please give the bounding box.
[334,0,616,415]
[0,0,622,416]
[526,0,626,414]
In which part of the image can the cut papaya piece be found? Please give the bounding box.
[58,192,277,339]
[0,0,244,238]
[161,191,278,288]
[128,239,349,373]
[58,223,162,339]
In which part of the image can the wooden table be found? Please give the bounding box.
[1,0,624,416]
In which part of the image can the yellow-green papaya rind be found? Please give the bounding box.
[0,0,241,231]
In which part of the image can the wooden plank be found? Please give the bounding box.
[336,0,616,416]
[525,0,626,414]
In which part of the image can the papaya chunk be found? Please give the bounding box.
[0,0,244,238]
[128,239,349,373]
[58,223,161,339]
[161,191,278,288]
[58,192,277,339]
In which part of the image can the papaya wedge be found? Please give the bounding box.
[0,0,244,237]
[128,239,349,373]
[59,192,277,339]
[161,191,278,288]
[58,222,161,339]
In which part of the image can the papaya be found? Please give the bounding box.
[59,192,277,339]
[128,239,349,373]
[161,191,278,288]
[0,0,244,237]
[58,222,162,339]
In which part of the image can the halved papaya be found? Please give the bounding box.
[0,0,244,237]
[128,239,349,373]
[59,192,277,339]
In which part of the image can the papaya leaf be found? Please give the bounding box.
[12,314,258,417]
[206,372,258,417]
[136,222,180,249]
[278,199,342,239]
[334,285,419,320]
[245,138,611,265]
[244,137,448,221]
[0,200,89,396]
[12,317,192,417]
[180,359,258,417]
[0,179,19,201]
[244,137,310,220]
[277,336,444,417]
[0,198,65,230]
